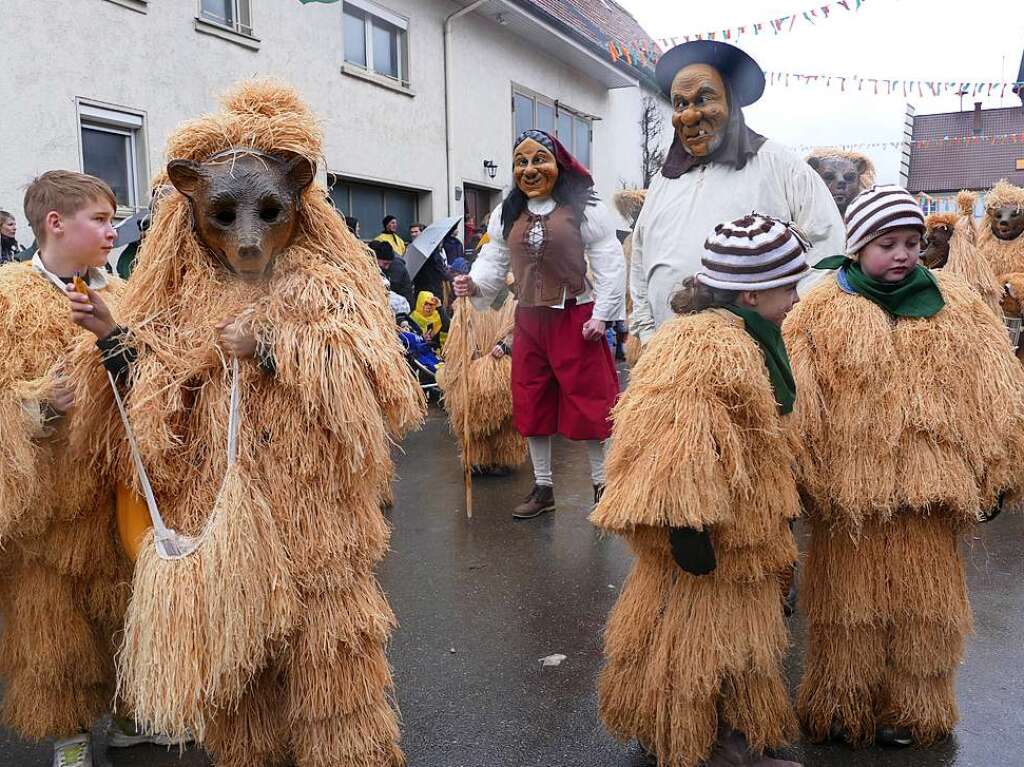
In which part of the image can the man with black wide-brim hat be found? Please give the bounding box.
[629,40,844,343]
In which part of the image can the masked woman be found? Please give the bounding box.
[453,130,625,517]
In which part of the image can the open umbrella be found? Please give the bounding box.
[405,215,461,280]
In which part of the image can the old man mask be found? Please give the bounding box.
[656,41,767,178]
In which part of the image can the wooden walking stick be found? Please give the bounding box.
[459,296,474,518]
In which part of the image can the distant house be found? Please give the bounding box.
[906,102,1024,216]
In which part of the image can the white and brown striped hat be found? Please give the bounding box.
[845,184,925,255]
[697,213,810,291]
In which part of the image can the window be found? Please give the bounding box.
[512,87,594,170]
[199,0,253,36]
[328,176,418,240]
[343,0,409,86]
[78,103,146,213]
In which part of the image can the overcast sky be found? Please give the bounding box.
[617,0,1024,182]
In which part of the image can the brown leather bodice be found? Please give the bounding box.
[508,205,588,307]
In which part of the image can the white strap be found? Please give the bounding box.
[108,357,241,545]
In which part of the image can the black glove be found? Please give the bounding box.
[979,491,1007,523]
[668,526,716,576]
[96,325,137,383]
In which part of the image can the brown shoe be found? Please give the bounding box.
[512,484,555,519]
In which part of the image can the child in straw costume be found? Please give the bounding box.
[437,287,526,475]
[0,171,145,767]
[67,81,425,767]
[785,185,1024,748]
[592,214,808,767]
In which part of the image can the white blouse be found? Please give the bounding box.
[470,196,626,322]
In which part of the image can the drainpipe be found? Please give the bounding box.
[444,0,488,218]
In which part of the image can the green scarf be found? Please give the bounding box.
[723,305,796,416]
[814,256,945,318]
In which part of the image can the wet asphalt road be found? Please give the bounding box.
[2,403,1023,766]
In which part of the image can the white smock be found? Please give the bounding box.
[630,139,846,342]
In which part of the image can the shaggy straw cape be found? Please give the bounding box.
[0,265,130,739]
[591,309,799,767]
[437,296,526,470]
[927,190,1002,317]
[68,80,425,767]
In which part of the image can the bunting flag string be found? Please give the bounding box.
[763,71,1024,98]
[786,131,1024,153]
[613,0,867,54]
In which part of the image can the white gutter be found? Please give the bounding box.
[444,0,488,217]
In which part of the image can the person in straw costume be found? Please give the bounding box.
[453,129,625,517]
[0,170,187,767]
[437,282,526,476]
[804,147,876,217]
[593,213,809,767]
[922,190,1002,317]
[66,81,425,767]
[613,188,646,367]
[785,185,1024,748]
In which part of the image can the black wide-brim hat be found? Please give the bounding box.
[655,40,765,107]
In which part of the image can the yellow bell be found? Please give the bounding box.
[116,483,152,562]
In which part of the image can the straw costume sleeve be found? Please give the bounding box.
[249,245,424,442]
[592,312,780,534]
[0,286,48,540]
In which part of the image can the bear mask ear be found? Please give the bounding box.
[807,157,822,172]
[284,155,316,197]
[167,159,205,200]
[855,157,869,175]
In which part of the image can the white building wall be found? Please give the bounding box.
[0,0,660,239]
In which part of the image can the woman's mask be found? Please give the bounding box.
[513,138,559,199]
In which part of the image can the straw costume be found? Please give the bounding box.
[0,258,128,740]
[924,190,1001,316]
[593,215,809,767]
[785,185,1024,747]
[978,180,1024,308]
[613,189,646,367]
[437,291,526,474]
[68,81,424,767]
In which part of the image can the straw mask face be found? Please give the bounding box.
[921,224,952,269]
[807,156,867,215]
[168,151,315,281]
[989,205,1024,241]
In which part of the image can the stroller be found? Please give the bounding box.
[397,312,442,399]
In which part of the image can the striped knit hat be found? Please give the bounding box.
[845,184,925,255]
[698,213,810,291]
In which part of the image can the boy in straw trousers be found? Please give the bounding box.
[592,213,807,767]
[0,171,174,767]
[784,185,1024,748]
